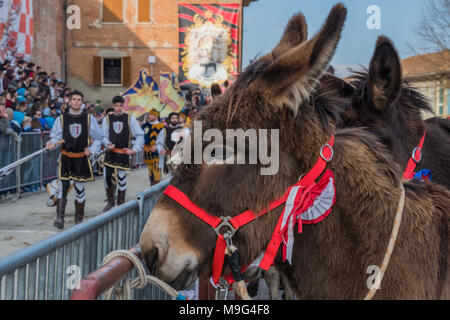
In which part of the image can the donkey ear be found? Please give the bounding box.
[270,13,308,60]
[257,13,308,64]
[250,3,347,114]
[368,36,402,111]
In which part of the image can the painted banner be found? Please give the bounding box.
[179,4,240,88]
[0,0,34,62]
[122,69,161,119]
[159,72,186,118]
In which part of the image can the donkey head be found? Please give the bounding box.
[342,36,431,164]
[140,4,347,290]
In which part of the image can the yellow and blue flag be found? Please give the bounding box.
[122,69,161,119]
[159,72,186,118]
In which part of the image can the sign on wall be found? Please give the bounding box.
[178,4,240,88]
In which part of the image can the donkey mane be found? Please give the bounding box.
[346,70,432,118]
[224,55,345,131]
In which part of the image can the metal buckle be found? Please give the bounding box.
[320,144,334,162]
[215,278,230,300]
[223,231,234,253]
[412,147,422,164]
[214,216,237,237]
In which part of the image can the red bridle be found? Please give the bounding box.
[163,136,335,285]
[402,131,426,180]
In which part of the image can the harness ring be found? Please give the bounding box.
[412,147,422,164]
[320,144,334,162]
[214,216,237,237]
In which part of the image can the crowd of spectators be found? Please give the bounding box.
[0,58,104,137]
[0,54,230,138]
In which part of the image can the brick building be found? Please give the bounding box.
[63,0,257,107]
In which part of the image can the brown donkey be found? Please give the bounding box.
[340,36,450,188]
[140,4,449,299]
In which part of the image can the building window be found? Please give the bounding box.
[93,56,131,87]
[438,86,444,115]
[103,58,122,84]
[137,0,152,23]
[103,0,124,23]
[447,89,450,115]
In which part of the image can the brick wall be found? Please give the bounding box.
[32,0,65,79]
[65,0,244,106]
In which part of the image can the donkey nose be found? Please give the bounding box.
[144,248,159,275]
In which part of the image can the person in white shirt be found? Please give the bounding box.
[46,90,105,229]
[101,96,144,212]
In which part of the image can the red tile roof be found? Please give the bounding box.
[402,50,450,79]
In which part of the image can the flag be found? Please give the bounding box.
[178,4,240,88]
[0,0,13,46]
[122,69,161,119]
[0,0,34,62]
[159,72,186,118]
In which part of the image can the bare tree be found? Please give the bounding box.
[409,0,450,53]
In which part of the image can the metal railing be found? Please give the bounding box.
[0,132,58,196]
[0,179,172,300]
[0,134,19,194]
[0,132,146,197]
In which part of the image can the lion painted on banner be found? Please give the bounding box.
[181,12,234,88]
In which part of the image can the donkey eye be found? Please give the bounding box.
[205,146,234,165]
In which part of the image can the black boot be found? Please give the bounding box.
[54,198,67,229]
[103,186,115,212]
[74,201,85,225]
[117,190,126,206]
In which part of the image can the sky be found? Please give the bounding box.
[242,0,429,75]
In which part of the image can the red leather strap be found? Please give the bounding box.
[403,132,426,180]
[163,185,222,228]
[212,234,227,285]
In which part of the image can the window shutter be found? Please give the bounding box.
[122,56,131,87]
[103,0,123,23]
[93,56,102,86]
[138,0,151,23]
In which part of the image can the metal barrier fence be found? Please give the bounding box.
[0,134,19,194]
[0,132,146,197]
[0,132,58,196]
[0,179,172,300]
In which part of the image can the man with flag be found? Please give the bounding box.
[142,109,166,186]
[101,96,144,212]
[46,90,105,229]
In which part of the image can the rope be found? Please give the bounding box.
[101,250,185,300]
[364,183,406,300]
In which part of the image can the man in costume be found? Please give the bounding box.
[101,96,144,212]
[142,109,166,186]
[163,112,182,174]
[164,113,182,154]
[46,90,105,229]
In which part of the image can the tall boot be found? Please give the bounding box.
[103,186,115,212]
[117,190,126,206]
[74,200,85,225]
[54,198,67,229]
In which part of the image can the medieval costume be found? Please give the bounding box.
[142,110,166,186]
[49,110,105,229]
[165,113,183,154]
[101,112,144,212]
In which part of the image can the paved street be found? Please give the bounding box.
[0,168,155,259]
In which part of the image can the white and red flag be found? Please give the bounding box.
[0,0,34,62]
